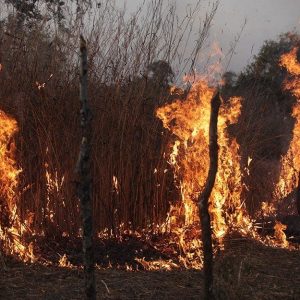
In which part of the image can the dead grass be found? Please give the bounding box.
[0,0,218,235]
[1,237,300,299]
[214,236,300,300]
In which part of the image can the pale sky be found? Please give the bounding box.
[124,0,300,73]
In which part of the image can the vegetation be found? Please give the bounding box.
[224,33,300,216]
[1,1,300,299]
[0,0,218,235]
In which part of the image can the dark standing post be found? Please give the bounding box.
[198,92,221,300]
[76,35,96,299]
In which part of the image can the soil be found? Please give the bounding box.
[0,258,202,299]
[214,236,300,300]
[1,236,300,299]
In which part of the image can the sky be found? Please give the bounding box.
[124,0,300,73]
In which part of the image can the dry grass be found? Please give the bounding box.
[214,236,300,299]
[0,1,218,235]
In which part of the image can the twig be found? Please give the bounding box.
[237,258,245,286]
[101,280,110,294]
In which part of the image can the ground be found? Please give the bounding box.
[1,237,300,299]
[214,237,300,300]
[0,260,202,299]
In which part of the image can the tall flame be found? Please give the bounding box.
[280,47,300,170]
[0,110,35,262]
[156,79,253,267]
[0,110,19,213]
[276,48,300,212]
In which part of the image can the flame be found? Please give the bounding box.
[274,221,288,248]
[59,254,73,268]
[1,47,299,270]
[277,48,300,206]
[44,150,65,224]
[112,175,119,194]
[155,47,300,260]
[0,109,35,262]
[281,47,300,170]
[261,201,276,217]
[156,79,254,267]
[135,258,179,271]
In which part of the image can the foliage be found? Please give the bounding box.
[226,32,300,215]
[237,32,300,91]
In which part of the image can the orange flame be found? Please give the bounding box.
[156,79,254,267]
[277,48,300,208]
[274,221,288,248]
[0,110,35,262]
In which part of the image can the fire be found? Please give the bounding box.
[0,109,35,262]
[59,254,73,268]
[44,149,65,225]
[0,110,19,212]
[281,47,300,166]
[156,79,254,267]
[274,221,288,248]
[135,258,179,271]
[1,48,299,270]
[154,47,300,266]
[277,48,300,207]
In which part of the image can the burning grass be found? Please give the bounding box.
[1,44,300,271]
[1,2,300,299]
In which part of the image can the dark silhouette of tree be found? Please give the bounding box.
[237,32,300,90]
[222,71,237,88]
[228,32,300,215]
[147,60,174,88]
[5,0,91,25]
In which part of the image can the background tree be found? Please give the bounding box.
[226,32,300,215]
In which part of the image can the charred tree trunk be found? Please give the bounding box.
[76,35,96,299]
[198,92,221,300]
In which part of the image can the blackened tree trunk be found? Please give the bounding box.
[198,92,221,300]
[76,35,96,299]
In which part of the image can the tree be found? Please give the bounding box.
[76,35,96,299]
[237,32,300,90]
[4,0,92,26]
[198,92,221,300]
[147,60,174,88]
[229,32,300,215]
